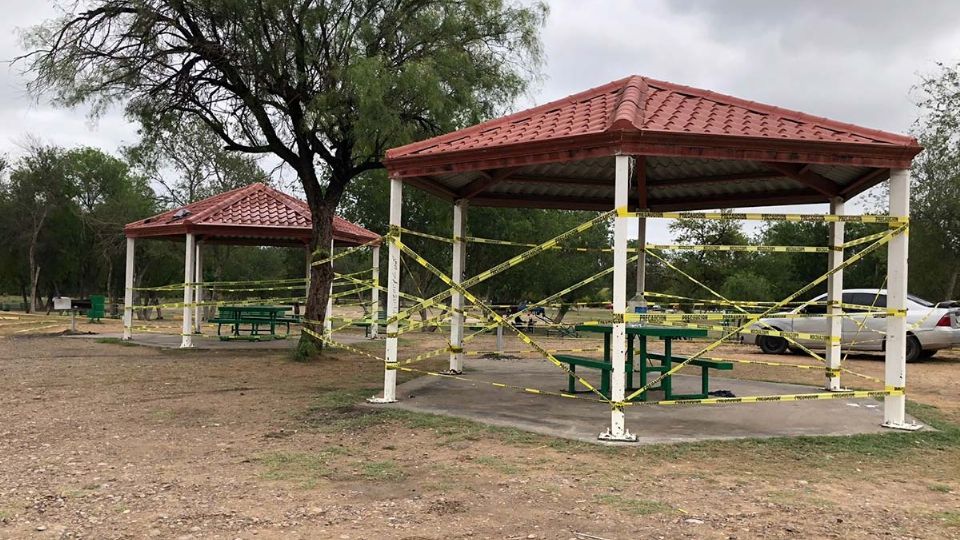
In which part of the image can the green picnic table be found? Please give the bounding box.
[556,324,732,401]
[209,305,297,341]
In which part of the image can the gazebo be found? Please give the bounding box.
[371,75,922,441]
[121,182,380,347]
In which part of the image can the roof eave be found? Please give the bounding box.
[384,130,922,178]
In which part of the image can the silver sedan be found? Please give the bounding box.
[750,289,960,362]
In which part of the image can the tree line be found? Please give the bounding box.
[8,0,958,339]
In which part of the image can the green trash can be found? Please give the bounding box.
[88,295,105,323]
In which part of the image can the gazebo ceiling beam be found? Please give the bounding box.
[841,167,890,198]
[468,188,825,212]
[646,169,779,188]
[650,189,826,211]
[502,175,612,187]
[404,176,458,201]
[469,193,611,211]
[457,167,520,199]
[762,161,840,197]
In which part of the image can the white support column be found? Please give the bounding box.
[369,177,402,403]
[884,168,919,429]
[180,233,196,348]
[122,237,135,340]
[369,245,380,338]
[324,238,334,337]
[599,155,636,442]
[193,240,203,334]
[826,197,845,391]
[448,201,467,373]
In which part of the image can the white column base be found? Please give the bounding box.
[824,382,849,392]
[180,335,194,348]
[366,396,398,404]
[598,429,637,443]
[881,420,923,431]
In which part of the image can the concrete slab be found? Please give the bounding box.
[380,357,918,445]
[64,332,369,350]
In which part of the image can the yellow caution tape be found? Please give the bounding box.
[398,227,454,244]
[623,224,906,402]
[310,236,381,268]
[134,277,307,291]
[301,326,387,363]
[394,238,613,403]
[618,208,908,225]
[648,243,829,253]
[619,388,902,407]
[395,366,606,402]
[392,361,894,407]
[465,347,604,356]
[841,230,889,249]
[386,210,615,325]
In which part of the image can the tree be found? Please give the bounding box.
[910,62,960,299]
[65,147,155,305]
[663,215,751,302]
[125,117,271,206]
[2,143,73,311]
[21,0,547,354]
[0,143,159,313]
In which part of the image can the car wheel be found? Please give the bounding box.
[758,335,788,354]
[918,349,937,360]
[905,335,921,363]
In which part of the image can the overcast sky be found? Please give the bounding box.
[2,0,958,241]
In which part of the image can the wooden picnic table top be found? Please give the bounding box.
[575,323,708,339]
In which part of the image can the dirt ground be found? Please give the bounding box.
[1,314,959,539]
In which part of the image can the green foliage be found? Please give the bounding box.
[0,143,156,308]
[908,62,960,300]
[720,271,774,302]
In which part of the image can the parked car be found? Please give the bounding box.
[750,289,960,362]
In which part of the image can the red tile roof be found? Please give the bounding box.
[385,75,921,174]
[125,183,380,246]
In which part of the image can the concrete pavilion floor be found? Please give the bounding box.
[377,357,919,445]
[65,331,369,350]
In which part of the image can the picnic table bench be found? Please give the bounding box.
[556,324,733,401]
[209,305,298,340]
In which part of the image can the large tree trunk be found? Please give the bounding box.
[301,198,335,354]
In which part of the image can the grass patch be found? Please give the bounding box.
[473,455,520,475]
[930,484,953,493]
[95,337,138,347]
[934,511,960,527]
[595,494,672,516]
[255,451,331,488]
[360,460,405,481]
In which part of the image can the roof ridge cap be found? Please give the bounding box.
[608,75,648,131]
[385,76,634,159]
[647,78,916,146]
[189,183,263,224]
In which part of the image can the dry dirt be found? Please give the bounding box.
[1,315,959,539]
